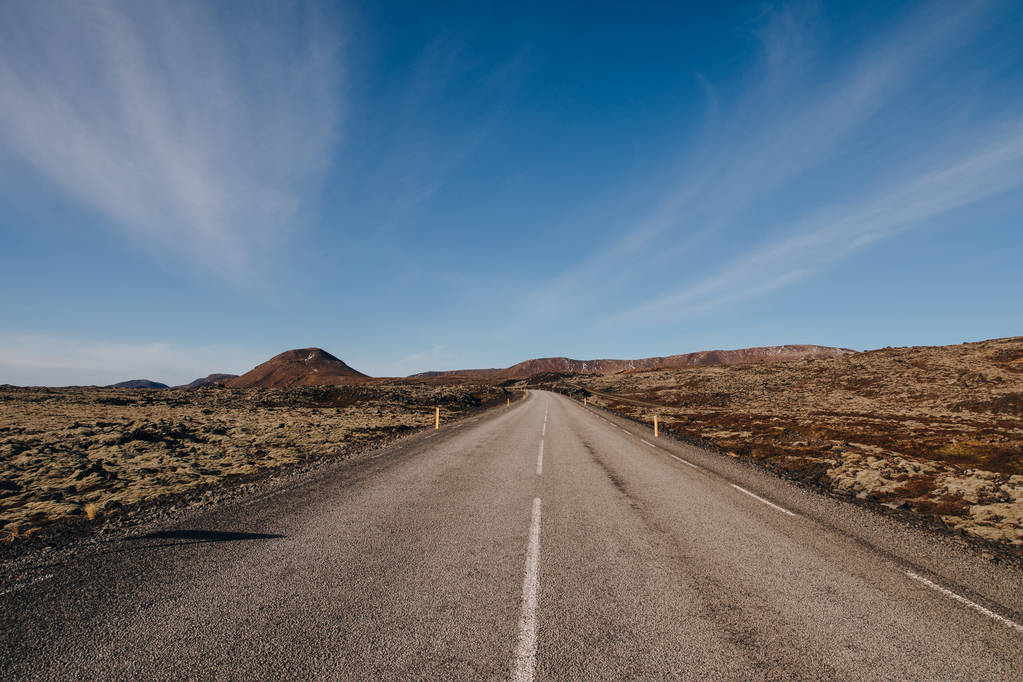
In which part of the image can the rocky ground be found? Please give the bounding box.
[0,382,510,544]
[532,337,1023,552]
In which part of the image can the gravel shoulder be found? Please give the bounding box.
[0,382,513,553]
[528,336,1023,554]
[4,390,1020,679]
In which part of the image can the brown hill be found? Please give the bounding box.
[225,349,369,388]
[411,345,855,380]
[106,379,169,389]
[176,373,238,389]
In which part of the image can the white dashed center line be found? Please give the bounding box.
[512,498,542,682]
[537,440,544,476]
[731,484,797,516]
[641,439,655,447]
[906,571,1023,633]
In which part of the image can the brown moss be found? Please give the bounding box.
[536,336,1023,546]
[912,495,970,516]
[1,383,513,537]
[890,475,937,499]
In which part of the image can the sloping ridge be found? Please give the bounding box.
[106,379,170,389]
[411,344,855,380]
[226,348,369,388]
[176,373,238,389]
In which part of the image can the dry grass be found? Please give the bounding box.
[534,336,1023,548]
[0,382,509,539]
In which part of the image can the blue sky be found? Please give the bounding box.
[1,0,1021,385]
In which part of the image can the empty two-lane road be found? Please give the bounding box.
[2,391,1022,680]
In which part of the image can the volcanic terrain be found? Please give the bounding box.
[226,348,369,388]
[0,381,510,544]
[106,380,169,389]
[177,374,238,389]
[534,336,1023,550]
[412,344,853,380]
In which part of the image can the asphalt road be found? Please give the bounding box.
[2,390,1022,680]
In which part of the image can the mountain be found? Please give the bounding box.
[176,373,238,389]
[225,348,369,388]
[106,379,170,389]
[410,345,856,380]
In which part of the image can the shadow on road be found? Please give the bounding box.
[28,529,287,571]
[139,530,285,542]
[112,528,287,553]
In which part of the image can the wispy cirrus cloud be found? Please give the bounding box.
[0,1,342,281]
[616,128,1023,322]
[525,0,1021,324]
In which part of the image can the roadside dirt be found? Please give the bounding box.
[534,337,1023,552]
[0,382,510,546]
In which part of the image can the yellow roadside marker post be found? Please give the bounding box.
[654,415,659,438]
[507,398,510,407]
[435,407,440,430]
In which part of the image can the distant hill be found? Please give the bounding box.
[411,345,856,380]
[176,373,238,389]
[106,379,170,389]
[225,348,369,388]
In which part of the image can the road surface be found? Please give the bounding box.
[2,390,1022,680]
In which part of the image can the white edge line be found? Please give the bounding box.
[906,571,1023,634]
[512,498,542,681]
[670,454,701,470]
[731,484,797,516]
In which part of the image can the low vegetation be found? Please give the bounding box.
[536,337,1023,550]
[0,382,509,542]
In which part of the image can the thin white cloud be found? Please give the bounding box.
[524,0,1010,321]
[0,334,266,387]
[615,128,1023,322]
[0,1,342,281]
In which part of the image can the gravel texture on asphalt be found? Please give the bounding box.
[2,391,1021,679]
